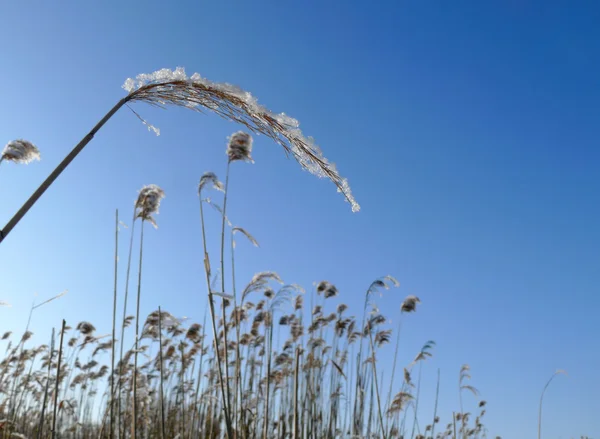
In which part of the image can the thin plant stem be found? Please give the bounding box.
[52,319,66,439]
[37,329,55,439]
[110,209,119,439]
[453,412,457,439]
[410,361,423,439]
[133,220,145,439]
[0,97,129,244]
[538,370,566,439]
[118,210,137,439]
[158,307,166,439]
[431,369,440,439]
[367,330,387,439]
[263,317,273,439]
[385,316,402,434]
[293,347,300,439]
[180,342,185,439]
[231,228,246,437]
[219,160,232,412]
[198,194,234,439]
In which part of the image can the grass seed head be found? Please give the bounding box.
[1,139,40,164]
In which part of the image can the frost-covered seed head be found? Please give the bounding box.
[1,140,40,164]
[227,131,253,163]
[198,172,225,194]
[135,184,165,228]
[401,295,420,313]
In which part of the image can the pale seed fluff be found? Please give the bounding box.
[135,184,165,228]
[198,172,225,194]
[1,139,40,164]
[227,131,253,163]
[401,295,420,313]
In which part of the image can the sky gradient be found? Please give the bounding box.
[1,1,599,437]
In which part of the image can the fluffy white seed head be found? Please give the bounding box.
[135,184,165,228]
[1,139,40,164]
[226,131,253,163]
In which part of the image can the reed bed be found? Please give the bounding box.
[0,286,491,439]
[0,138,491,438]
[0,70,502,438]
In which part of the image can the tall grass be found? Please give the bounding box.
[0,72,511,437]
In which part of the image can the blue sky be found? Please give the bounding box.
[1,1,599,437]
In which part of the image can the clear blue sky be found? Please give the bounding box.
[1,1,599,437]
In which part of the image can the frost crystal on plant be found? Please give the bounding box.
[122,67,360,212]
[1,139,40,164]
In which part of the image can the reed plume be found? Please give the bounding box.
[1,140,40,165]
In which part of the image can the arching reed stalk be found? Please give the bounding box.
[0,66,358,244]
[538,369,566,439]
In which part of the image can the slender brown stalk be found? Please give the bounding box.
[180,342,185,439]
[263,313,274,439]
[198,195,234,439]
[37,329,55,439]
[293,347,300,439]
[118,210,136,439]
[158,307,166,439]
[366,331,386,439]
[231,229,244,437]
[132,220,145,439]
[110,209,119,439]
[386,316,402,422]
[431,369,440,439]
[453,412,457,439]
[52,319,66,439]
[219,161,232,415]
[538,370,566,439]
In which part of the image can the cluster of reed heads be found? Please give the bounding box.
[0,132,492,439]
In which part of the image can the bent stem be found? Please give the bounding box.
[538,370,566,439]
[0,97,129,244]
